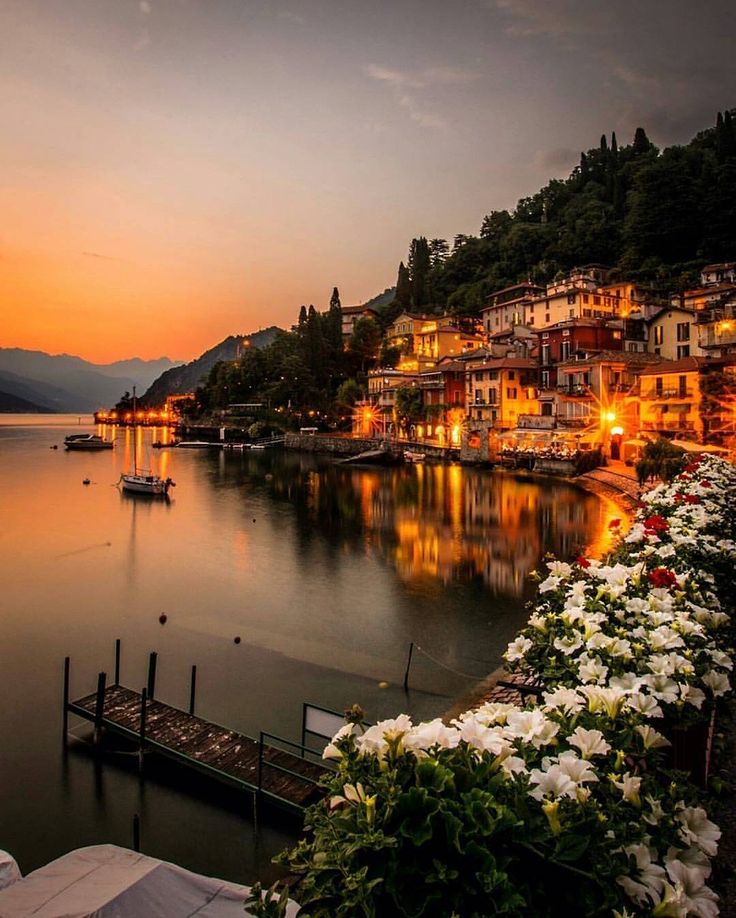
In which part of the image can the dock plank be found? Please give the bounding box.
[68,684,330,812]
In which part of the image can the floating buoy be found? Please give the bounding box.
[51,445,58,450]
[378,681,389,689]
[159,614,168,625]
[233,636,241,644]
[252,518,256,523]
[82,478,91,485]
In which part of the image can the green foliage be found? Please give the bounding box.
[635,438,686,484]
[348,318,383,373]
[394,386,423,422]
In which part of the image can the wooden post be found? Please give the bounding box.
[138,687,148,770]
[114,639,121,686]
[62,657,70,745]
[132,814,141,853]
[189,665,197,716]
[94,671,107,745]
[147,652,157,701]
[403,642,415,691]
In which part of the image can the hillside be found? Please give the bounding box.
[0,390,55,413]
[0,349,182,412]
[388,110,736,318]
[140,326,281,405]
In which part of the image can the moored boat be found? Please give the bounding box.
[175,440,218,449]
[64,434,113,451]
[404,450,426,463]
[118,388,176,497]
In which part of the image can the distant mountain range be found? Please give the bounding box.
[140,326,281,405]
[0,348,182,413]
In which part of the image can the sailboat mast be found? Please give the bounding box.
[132,386,137,474]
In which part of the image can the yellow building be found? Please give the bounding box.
[464,352,537,429]
[634,357,705,441]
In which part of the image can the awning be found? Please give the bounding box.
[670,439,729,454]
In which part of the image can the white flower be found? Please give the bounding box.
[505,709,559,748]
[553,750,599,785]
[553,633,583,653]
[578,656,609,684]
[665,859,719,918]
[528,764,576,801]
[677,807,721,857]
[538,575,561,593]
[323,722,358,760]
[542,688,584,715]
[455,715,510,756]
[356,714,412,757]
[636,725,671,750]
[678,684,705,710]
[505,635,532,662]
[617,844,666,905]
[470,702,519,726]
[625,692,664,718]
[403,719,459,754]
[611,772,642,807]
[568,726,611,759]
[702,669,730,697]
[547,560,572,578]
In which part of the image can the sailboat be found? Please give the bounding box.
[119,390,175,497]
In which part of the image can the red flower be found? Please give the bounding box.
[576,556,591,569]
[685,494,700,505]
[700,480,711,488]
[648,567,678,589]
[643,514,669,534]
[609,518,622,530]
[674,492,685,502]
[684,461,701,474]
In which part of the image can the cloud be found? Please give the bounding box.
[82,251,119,260]
[489,0,607,39]
[364,63,478,130]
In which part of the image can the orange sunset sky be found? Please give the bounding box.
[2,0,732,364]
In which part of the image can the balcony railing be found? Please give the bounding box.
[642,388,693,400]
[557,385,590,397]
[556,417,590,428]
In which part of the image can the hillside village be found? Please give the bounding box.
[346,261,736,463]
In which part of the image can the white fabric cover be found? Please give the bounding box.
[0,845,298,917]
[0,853,21,892]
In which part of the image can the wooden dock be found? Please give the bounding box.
[64,652,330,814]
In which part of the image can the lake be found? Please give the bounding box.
[0,415,619,885]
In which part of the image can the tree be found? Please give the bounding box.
[395,261,412,309]
[428,238,450,269]
[632,127,654,156]
[325,287,344,356]
[348,317,382,373]
[407,237,431,309]
[394,385,423,422]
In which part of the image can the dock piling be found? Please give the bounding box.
[138,687,148,769]
[62,656,70,745]
[403,642,415,691]
[188,665,197,716]
[94,672,107,744]
[147,652,157,701]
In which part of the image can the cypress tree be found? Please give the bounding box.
[600,134,608,153]
[395,262,412,308]
[633,127,652,155]
[326,287,343,356]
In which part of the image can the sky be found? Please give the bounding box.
[1,0,734,363]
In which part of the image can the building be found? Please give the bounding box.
[633,357,706,442]
[646,306,703,360]
[480,282,544,335]
[463,352,538,429]
[340,304,380,341]
[701,262,736,286]
[696,293,736,357]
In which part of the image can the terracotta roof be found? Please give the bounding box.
[647,306,697,322]
[637,357,709,376]
[465,356,536,370]
[485,281,544,301]
[557,351,664,369]
[342,304,379,315]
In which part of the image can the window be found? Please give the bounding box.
[613,331,622,339]
[676,322,690,342]
[567,293,576,305]
[583,294,590,304]
[541,345,550,366]
[655,377,663,394]
[545,313,550,323]
[583,309,592,317]
[529,317,535,325]
[507,387,517,399]
[508,371,515,380]
[569,309,575,317]
[541,370,550,388]
[594,295,601,305]
[654,326,664,346]
[488,389,497,404]
[561,341,571,361]
[489,370,498,381]
[678,375,687,397]
[677,345,690,359]
[474,389,483,404]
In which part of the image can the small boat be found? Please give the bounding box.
[404,450,426,463]
[64,434,113,451]
[250,444,266,450]
[118,388,176,497]
[175,440,218,449]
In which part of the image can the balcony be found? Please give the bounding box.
[556,417,590,428]
[557,384,590,398]
[642,388,694,400]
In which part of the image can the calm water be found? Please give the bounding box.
[0,415,619,883]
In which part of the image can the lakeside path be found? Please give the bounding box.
[446,462,736,917]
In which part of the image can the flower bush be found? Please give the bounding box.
[249,456,735,918]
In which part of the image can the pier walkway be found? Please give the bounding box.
[64,653,330,814]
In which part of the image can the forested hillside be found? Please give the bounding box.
[387,111,736,321]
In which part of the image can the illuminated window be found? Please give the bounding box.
[654,326,664,345]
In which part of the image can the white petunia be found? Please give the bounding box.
[568,726,611,759]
